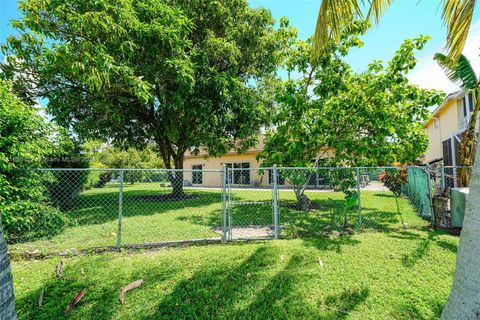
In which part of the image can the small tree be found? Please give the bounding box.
[379,165,408,225]
[87,143,164,185]
[260,24,443,211]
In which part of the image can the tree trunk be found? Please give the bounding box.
[159,142,185,197]
[432,196,448,229]
[171,153,184,197]
[441,143,480,319]
[457,95,479,187]
[294,190,311,211]
[291,179,311,211]
[0,226,17,320]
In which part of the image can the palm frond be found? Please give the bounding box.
[311,0,394,61]
[434,52,478,90]
[311,0,362,61]
[366,0,393,24]
[441,0,477,62]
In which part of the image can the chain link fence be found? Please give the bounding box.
[3,166,443,256]
[274,166,432,237]
[428,164,472,191]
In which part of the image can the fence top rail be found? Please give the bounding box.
[274,166,427,170]
[440,166,473,169]
[31,165,441,172]
[34,168,223,172]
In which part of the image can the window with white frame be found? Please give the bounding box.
[225,162,250,185]
[459,93,474,131]
[192,164,203,184]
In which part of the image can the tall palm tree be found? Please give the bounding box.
[435,53,479,187]
[312,1,479,318]
[0,225,17,320]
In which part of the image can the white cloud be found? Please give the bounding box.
[408,21,480,94]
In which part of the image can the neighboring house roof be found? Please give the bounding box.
[184,135,265,159]
[424,90,466,127]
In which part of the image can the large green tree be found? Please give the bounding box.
[1,0,290,195]
[260,23,442,209]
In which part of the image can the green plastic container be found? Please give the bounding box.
[450,188,469,227]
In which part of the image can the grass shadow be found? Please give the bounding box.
[320,287,369,319]
[139,245,282,319]
[386,230,458,268]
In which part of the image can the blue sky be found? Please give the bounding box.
[249,0,480,93]
[1,0,479,93]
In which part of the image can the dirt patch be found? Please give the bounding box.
[134,193,200,202]
[214,225,275,239]
[446,227,462,235]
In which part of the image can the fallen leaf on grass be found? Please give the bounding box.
[64,290,85,315]
[56,260,63,278]
[245,272,251,279]
[38,288,45,307]
[318,257,324,267]
[119,279,144,304]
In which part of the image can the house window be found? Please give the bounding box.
[268,169,285,185]
[459,95,473,131]
[468,93,474,112]
[442,138,455,188]
[192,164,202,184]
[225,162,250,185]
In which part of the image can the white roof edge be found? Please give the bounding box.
[430,90,466,119]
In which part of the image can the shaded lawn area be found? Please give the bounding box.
[9,182,429,255]
[12,230,458,319]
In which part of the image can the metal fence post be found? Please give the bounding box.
[116,170,124,251]
[227,167,233,240]
[272,165,279,239]
[356,167,362,227]
[440,163,445,190]
[426,166,435,225]
[221,164,227,242]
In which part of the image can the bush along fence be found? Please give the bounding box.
[2,166,444,256]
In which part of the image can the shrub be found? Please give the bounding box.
[379,168,407,197]
[2,200,67,243]
[0,80,68,242]
[45,170,88,211]
[45,133,89,211]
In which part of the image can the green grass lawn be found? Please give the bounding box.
[10,182,430,255]
[11,229,458,319]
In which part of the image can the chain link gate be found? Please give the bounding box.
[222,165,279,241]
